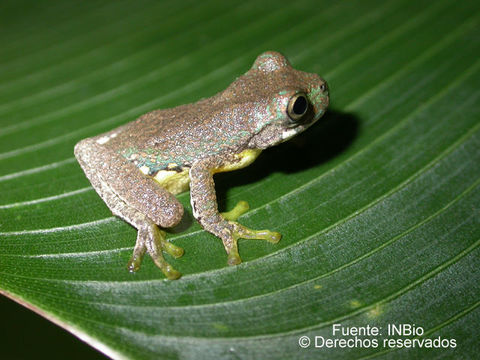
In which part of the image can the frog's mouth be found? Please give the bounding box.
[280,121,315,143]
[280,126,302,142]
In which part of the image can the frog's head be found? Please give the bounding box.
[246,51,329,149]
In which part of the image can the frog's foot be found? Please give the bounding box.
[221,200,250,221]
[127,223,184,280]
[223,221,281,266]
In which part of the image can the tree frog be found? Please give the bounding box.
[74,51,329,279]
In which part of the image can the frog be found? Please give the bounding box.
[74,51,329,279]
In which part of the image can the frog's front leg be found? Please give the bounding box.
[189,158,281,265]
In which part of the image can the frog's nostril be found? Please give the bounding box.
[319,82,329,94]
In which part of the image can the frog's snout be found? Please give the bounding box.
[308,80,329,120]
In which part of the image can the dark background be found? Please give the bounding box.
[0,296,106,359]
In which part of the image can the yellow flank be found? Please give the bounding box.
[150,149,261,194]
[153,167,190,195]
[213,149,262,174]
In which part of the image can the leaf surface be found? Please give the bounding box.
[0,0,479,359]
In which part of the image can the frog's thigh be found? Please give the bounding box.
[75,138,183,228]
[75,139,183,279]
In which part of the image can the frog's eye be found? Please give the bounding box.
[287,93,308,122]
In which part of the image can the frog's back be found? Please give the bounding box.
[98,96,255,174]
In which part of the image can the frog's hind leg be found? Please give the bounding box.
[128,223,183,279]
[189,159,281,266]
[74,138,184,279]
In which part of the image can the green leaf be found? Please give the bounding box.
[1,0,479,359]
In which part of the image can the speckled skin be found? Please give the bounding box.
[75,51,329,279]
